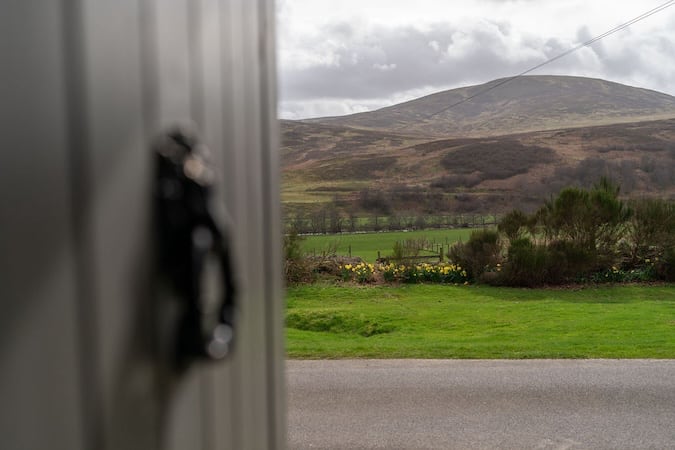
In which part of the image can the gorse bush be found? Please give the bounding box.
[284,230,315,284]
[447,178,673,286]
[627,198,675,265]
[658,248,675,281]
[536,178,629,269]
[501,238,552,287]
[624,198,675,282]
[497,209,532,242]
[447,229,502,280]
[494,238,590,287]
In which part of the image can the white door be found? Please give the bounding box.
[0,1,284,449]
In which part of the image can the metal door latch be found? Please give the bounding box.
[154,126,236,366]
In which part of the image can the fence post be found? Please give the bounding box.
[439,245,444,262]
[348,245,352,258]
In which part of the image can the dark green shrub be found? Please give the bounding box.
[546,240,596,280]
[448,229,502,280]
[536,178,628,271]
[626,198,675,265]
[499,239,597,287]
[284,231,314,284]
[655,246,675,281]
[498,209,532,242]
[284,229,304,261]
[501,238,550,286]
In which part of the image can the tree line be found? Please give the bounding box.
[285,210,500,235]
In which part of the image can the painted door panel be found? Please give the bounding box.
[0,0,283,449]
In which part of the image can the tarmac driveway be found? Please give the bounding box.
[287,359,675,449]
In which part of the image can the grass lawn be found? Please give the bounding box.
[300,228,476,262]
[285,283,675,359]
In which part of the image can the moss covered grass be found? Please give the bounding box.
[285,284,675,359]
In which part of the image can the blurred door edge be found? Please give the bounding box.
[0,1,285,449]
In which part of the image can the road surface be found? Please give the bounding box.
[287,359,675,449]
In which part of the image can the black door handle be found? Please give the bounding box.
[154,126,236,367]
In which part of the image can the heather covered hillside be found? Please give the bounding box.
[282,76,675,215]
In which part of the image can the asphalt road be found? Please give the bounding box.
[287,360,675,449]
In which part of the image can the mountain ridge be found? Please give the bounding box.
[303,75,675,137]
[281,76,675,214]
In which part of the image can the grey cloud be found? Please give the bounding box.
[576,25,608,59]
[278,16,675,117]
[280,22,545,101]
[570,24,675,87]
[542,37,568,56]
[476,0,539,3]
[604,36,675,89]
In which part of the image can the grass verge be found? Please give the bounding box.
[285,283,675,359]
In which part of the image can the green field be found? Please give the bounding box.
[286,284,675,359]
[300,228,476,262]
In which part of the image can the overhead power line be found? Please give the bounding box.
[428,0,675,118]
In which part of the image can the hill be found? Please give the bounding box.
[305,75,675,137]
[281,76,675,216]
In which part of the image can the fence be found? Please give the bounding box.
[285,213,501,235]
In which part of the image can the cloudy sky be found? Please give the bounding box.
[276,0,675,119]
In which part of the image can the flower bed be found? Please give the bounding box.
[340,262,469,285]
